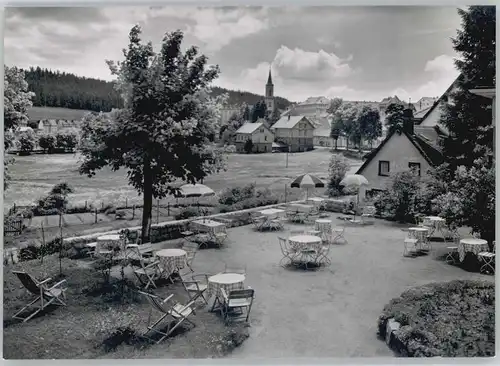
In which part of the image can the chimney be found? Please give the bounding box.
[403,108,414,135]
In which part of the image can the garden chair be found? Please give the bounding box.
[220,287,255,325]
[251,215,266,231]
[478,241,496,275]
[444,232,461,264]
[317,242,331,266]
[132,257,164,289]
[12,270,68,322]
[330,223,347,244]
[182,241,198,272]
[139,291,196,344]
[278,236,296,267]
[214,227,228,247]
[269,218,284,231]
[178,270,209,304]
[403,237,419,257]
[360,206,376,224]
[223,263,247,275]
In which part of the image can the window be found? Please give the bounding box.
[378,161,390,176]
[409,162,421,176]
[265,135,267,141]
[260,128,264,133]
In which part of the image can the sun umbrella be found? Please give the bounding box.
[291,174,325,200]
[340,174,369,219]
[177,184,215,198]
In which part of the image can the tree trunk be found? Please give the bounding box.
[141,158,153,243]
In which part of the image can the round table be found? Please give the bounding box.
[288,235,322,251]
[408,227,429,249]
[315,219,332,233]
[425,216,447,235]
[207,273,245,298]
[459,238,489,262]
[96,234,123,253]
[155,249,187,275]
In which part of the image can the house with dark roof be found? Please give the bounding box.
[271,115,315,152]
[356,119,445,197]
[234,122,274,153]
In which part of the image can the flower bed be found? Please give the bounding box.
[378,280,495,357]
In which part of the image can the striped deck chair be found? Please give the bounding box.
[139,291,196,344]
[12,270,68,322]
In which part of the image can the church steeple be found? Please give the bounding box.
[267,68,273,85]
[265,66,275,112]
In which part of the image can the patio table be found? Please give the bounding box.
[408,227,429,250]
[288,235,322,251]
[96,234,123,254]
[207,273,245,299]
[155,248,187,277]
[424,216,447,239]
[314,219,332,242]
[458,238,489,262]
[191,219,227,246]
[258,208,285,230]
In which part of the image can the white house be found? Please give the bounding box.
[356,121,445,197]
[234,122,274,153]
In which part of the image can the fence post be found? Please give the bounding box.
[101,201,104,210]
[95,208,98,224]
[285,184,287,203]
[156,200,160,224]
[132,205,135,220]
[167,202,170,216]
[40,222,46,263]
[85,200,87,211]
[125,198,128,209]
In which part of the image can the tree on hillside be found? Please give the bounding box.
[250,100,267,122]
[332,103,359,151]
[268,107,281,125]
[358,105,382,149]
[384,103,406,133]
[79,26,226,243]
[327,97,343,115]
[4,66,34,190]
[242,103,251,121]
[440,6,495,172]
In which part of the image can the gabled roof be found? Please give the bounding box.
[235,122,266,134]
[356,127,444,175]
[416,75,462,125]
[271,115,312,129]
[413,105,433,119]
[300,96,331,105]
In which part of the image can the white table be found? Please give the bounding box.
[155,248,187,276]
[288,235,322,251]
[458,238,489,262]
[408,227,429,250]
[191,219,227,246]
[424,216,447,238]
[207,273,245,299]
[315,219,332,232]
[96,234,123,254]
[258,208,285,230]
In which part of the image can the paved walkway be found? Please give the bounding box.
[188,217,491,358]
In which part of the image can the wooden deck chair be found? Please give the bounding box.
[220,287,255,325]
[138,291,196,344]
[478,241,496,275]
[132,258,163,289]
[12,270,68,322]
[223,263,247,275]
[179,271,209,304]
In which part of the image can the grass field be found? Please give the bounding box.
[5,148,363,210]
[27,106,92,121]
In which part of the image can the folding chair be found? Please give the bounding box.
[220,287,255,325]
[12,270,68,322]
[269,218,284,231]
[317,242,331,266]
[223,263,247,275]
[445,232,461,264]
[251,215,266,231]
[478,241,496,275]
[132,257,163,289]
[182,241,198,272]
[331,223,347,244]
[179,271,209,304]
[278,236,296,267]
[360,206,376,225]
[138,291,196,344]
[214,228,228,247]
[403,237,419,257]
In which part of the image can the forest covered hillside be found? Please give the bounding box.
[22,67,292,116]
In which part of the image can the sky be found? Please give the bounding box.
[4,6,463,103]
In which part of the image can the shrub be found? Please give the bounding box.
[218,183,256,205]
[55,132,78,152]
[327,154,350,197]
[378,280,495,357]
[33,182,74,215]
[18,131,36,155]
[38,134,56,153]
[175,207,199,220]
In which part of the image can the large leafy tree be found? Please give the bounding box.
[358,105,382,148]
[326,97,343,115]
[79,26,226,242]
[250,100,267,122]
[384,103,406,134]
[331,103,359,151]
[440,6,495,172]
[4,66,34,190]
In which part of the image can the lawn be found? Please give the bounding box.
[27,106,92,121]
[4,213,493,359]
[5,148,362,210]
